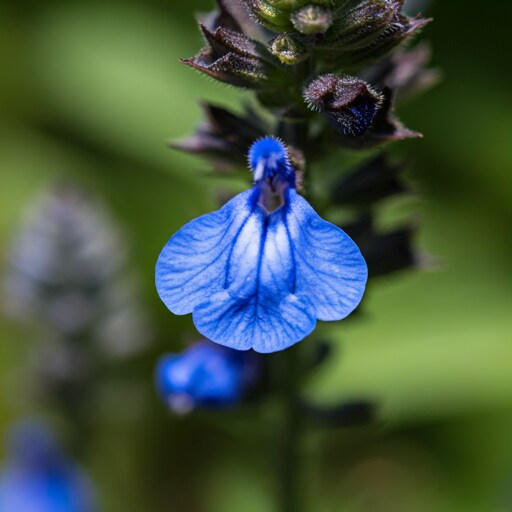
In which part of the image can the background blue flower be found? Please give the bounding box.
[0,421,99,512]
[156,138,368,353]
[155,341,259,413]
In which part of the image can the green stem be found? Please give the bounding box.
[276,58,315,512]
[278,345,302,512]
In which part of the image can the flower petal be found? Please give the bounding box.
[155,188,258,315]
[193,291,316,353]
[191,193,317,353]
[156,186,367,353]
[285,189,368,321]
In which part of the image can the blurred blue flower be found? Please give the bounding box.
[156,136,367,353]
[155,341,259,413]
[0,420,99,512]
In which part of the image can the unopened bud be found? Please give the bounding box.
[181,25,270,88]
[322,0,431,64]
[246,0,293,31]
[291,5,333,35]
[304,74,383,136]
[329,0,400,50]
[345,17,431,64]
[270,33,308,64]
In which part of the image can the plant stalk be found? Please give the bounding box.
[278,345,302,512]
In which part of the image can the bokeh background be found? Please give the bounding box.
[1,0,511,511]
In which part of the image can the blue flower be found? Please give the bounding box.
[0,420,99,512]
[156,136,367,353]
[155,341,259,413]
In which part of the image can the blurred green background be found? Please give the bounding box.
[0,0,511,511]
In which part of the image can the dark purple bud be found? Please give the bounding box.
[342,17,431,65]
[319,0,431,66]
[327,0,402,50]
[331,154,410,207]
[181,25,271,88]
[201,24,261,59]
[304,74,383,136]
[327,87,421,149]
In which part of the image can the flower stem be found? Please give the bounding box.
[277,69,312,511]
[278,344,302,512]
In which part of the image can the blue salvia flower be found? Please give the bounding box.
[0,421,99,512]
[156,137,367,353]
[155,341,259,413]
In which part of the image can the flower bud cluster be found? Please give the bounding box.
[245,0,430,65]
[177,0,433,171]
